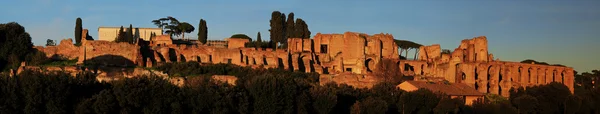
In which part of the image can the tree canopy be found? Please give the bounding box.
[230,34,252,41]
[152,16,195,39]
[0,22,33,70]
[197,19,208,44]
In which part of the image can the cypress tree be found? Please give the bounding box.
[295,18,311,39]
[127,24,133,44]
[269,11,286,48]
[198,19,208,44]
[116,26,125,43]
[256,32,262,49]
[75,18,82,44]
[286,12,295,38]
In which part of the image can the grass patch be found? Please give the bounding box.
[41,59,78,66]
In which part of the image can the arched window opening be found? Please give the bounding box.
[498,85,502,95]
[475,68,478,80]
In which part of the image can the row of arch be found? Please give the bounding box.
[456,63,573,96]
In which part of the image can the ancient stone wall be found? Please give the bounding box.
[403,36,574,96]
[34,39,81,60]
[79,40,141,67]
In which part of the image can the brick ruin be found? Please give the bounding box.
[33,32,574,96]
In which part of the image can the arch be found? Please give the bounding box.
[518,67,523,82]
[527,68,532,84]
[365,58,374,72]
[498,85,502,96]
[487,65,493,93]
[561,70,565,83]
[420,64,425,75]
[498,67,503,81]
[553,69,557,82]
[475,67,478,80]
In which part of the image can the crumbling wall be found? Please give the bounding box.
[79,40,141,66]
[34,39,81,60]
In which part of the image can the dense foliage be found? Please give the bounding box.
[230,34,252,41]
[2,61,597,113]
[197,19,208,44]
[0,22,34,70]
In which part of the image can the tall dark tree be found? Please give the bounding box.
[256,32,262,49]
[294,18,310,39]
[286,12,295,38]
[75,18,82,45]
[127,24,133,44]
[269,11,286,48]
[197,19,208,44]
[0,22,33,70]
[115,26,126,43]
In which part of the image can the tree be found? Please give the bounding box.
[0,22,33,70]
[357,97,388,114]
[46,39,56,46]
[115,26,126,43]
[310,85,337,114]
[269,11,286,48]
[75,18,82,45]
[230,34,252,41]
[152,16,194,39]
[286,12,295,38]
[398,89,440,114]
[295,18,311,39]
[197,19,208,44]
[178,22,195,40]
[394,39,422,59]
[512,95,538,114]
[373,58,403,84]
[127,24,133,44]
[434,97,465,114]
[256,32,262,49]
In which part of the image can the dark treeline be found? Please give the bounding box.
[1,62,598,114]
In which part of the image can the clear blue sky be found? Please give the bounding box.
[1,0,598,72]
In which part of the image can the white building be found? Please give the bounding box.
[97,27,163,41]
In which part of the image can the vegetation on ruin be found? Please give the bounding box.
[1,63,598,113]
[46,39,56,46]
[229,34,252,41]
[395,39,422,60]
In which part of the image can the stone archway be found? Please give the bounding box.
[365,58,374,72]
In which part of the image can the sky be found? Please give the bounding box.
[0,0,599,72]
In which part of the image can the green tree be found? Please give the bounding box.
[127,24,134,44]
[75,17,82,45]
[434,97,465,114]
[398,89,440,114]
[197,19,208,44]
[269,11,286,48]
[256,32,262,49]
[0,22,34,70]
[310,85,337,114]
[178,22,195,40]
[230,34,252,41]
[286,12,295,38]
[358,97,388,114]
[115,26,126,43]
[46,39,56,46]
[295,18,311,39]
[512,95,538,114]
